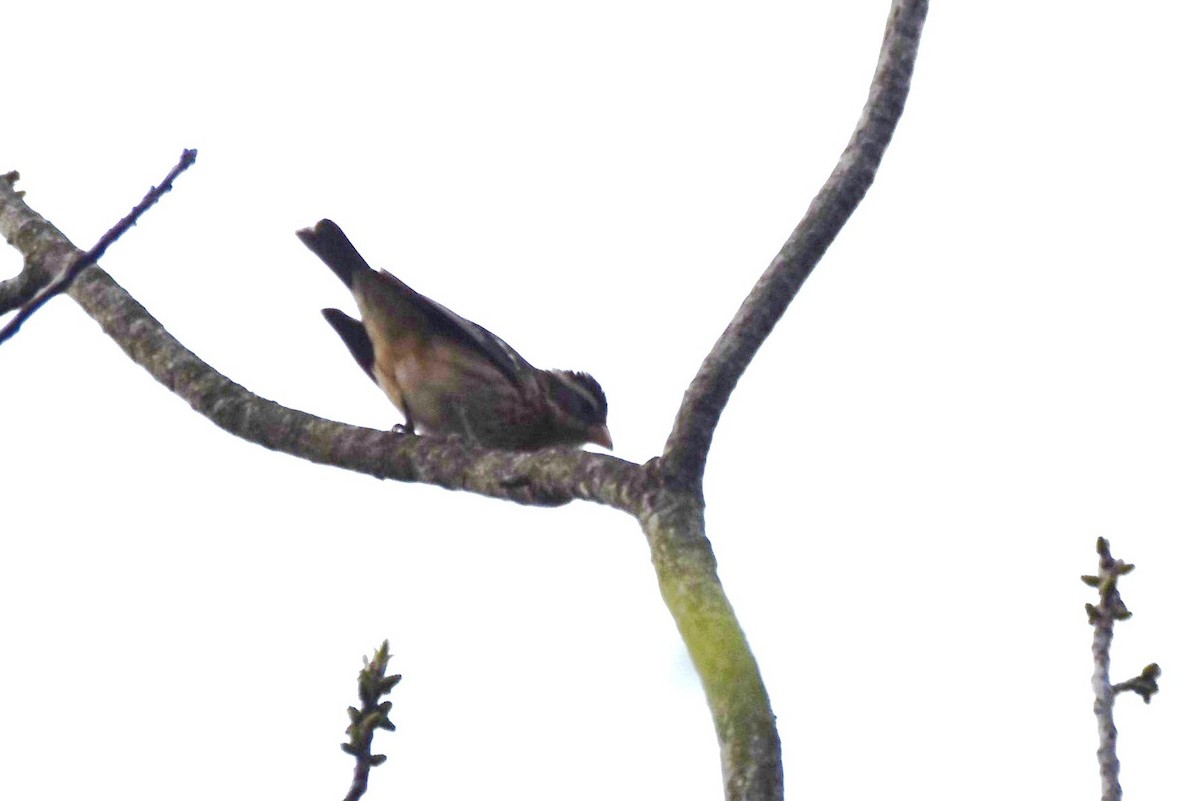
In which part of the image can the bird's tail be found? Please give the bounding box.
[321,308,376,380]
[296,219,373,288]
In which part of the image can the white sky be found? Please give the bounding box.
[3,3,1198,800]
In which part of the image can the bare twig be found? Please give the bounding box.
[1083,537,1160,801]
[662,0,929,490]
[0,149,196,345]
[342,641,402,801]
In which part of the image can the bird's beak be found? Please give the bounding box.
[587,423,613,450]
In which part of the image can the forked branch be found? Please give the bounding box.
[0,150,196,344]
[0,4,930,801]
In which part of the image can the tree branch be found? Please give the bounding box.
[0,267,42,314]
[0,171,62,314]
[661,0,929,490]
[0,173,651,511]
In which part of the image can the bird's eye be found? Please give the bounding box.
[549,373,603,423]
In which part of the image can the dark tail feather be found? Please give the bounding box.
[297,219,373,288]
[322,308,376,382]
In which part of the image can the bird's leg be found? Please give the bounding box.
[391,400,418,435]
[455,406,478,443]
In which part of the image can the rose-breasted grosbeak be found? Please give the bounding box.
[297,219,611,451]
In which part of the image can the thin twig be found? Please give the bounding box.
[0,148,196,345]
[1083,537,1159,801]
[1085,538,1125,801]
[342,642,402,801]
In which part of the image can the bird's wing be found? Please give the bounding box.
[298,219,535,390]
[376,270,533,388]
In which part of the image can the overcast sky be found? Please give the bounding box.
[4,3,1198,800]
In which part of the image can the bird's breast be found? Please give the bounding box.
[373,334,522,435]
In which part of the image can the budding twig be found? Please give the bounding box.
[1083,537,1159,801]
[343,641,402,801]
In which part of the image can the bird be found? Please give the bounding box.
[296,219,611,451]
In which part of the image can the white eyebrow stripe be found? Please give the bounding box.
[552,371,600,412]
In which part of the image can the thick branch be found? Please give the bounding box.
[0,171,63,313]
[636,482,781,801]
[0,175,650,511]
[662,0,929,489]
[0,268,43,314]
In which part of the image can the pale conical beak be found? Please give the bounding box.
[587,423,613,450]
